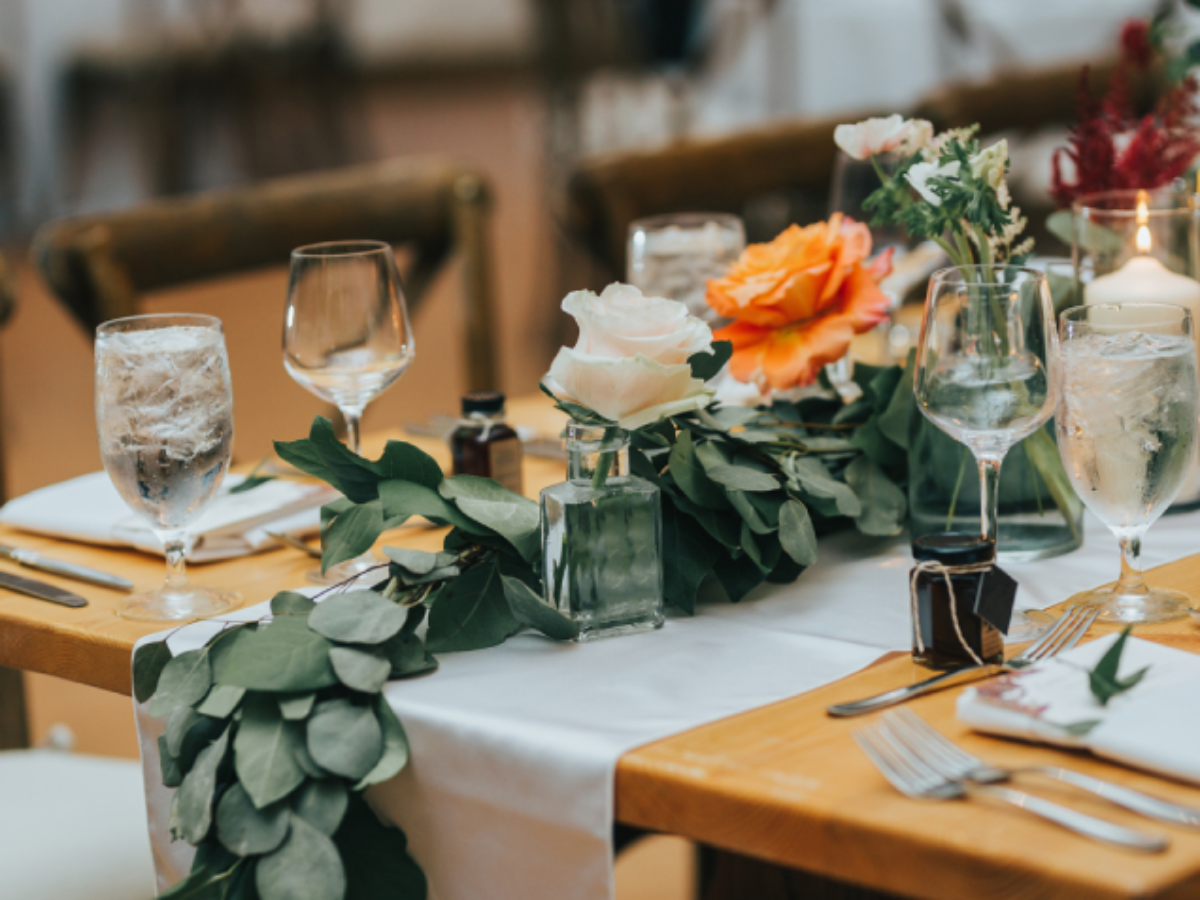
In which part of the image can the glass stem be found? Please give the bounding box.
[1115,533,1150,597]
[342,408,363,455]
[977,456,1003,544]
[161,529,193,596]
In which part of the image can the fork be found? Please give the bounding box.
[827,605,1100,717]
[854,721,1169,852]
[884,709,1200,829]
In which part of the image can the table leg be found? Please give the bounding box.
[699,845,903,900]
[0,666,29,749]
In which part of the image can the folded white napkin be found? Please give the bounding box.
[957,633,1200,785]
[0,471,340,562]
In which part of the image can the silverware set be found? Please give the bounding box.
[828,605,1099,717]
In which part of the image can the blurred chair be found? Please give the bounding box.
[565,113,850,279]
[32,157,499,390]
[0,251,22,752]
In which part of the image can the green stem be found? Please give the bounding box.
[944,445,971,531]
[591,427,616,490]
[932,235,965,268]
[952,228,976,268]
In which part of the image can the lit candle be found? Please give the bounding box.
[1084,195,1200,323]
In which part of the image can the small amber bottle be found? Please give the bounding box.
[911,533,1004,670]
[450,392,524,495]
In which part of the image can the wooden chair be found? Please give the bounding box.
[0,251,24,751]
[565,113,852,278]
[32,156,500,390]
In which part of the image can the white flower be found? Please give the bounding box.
[969,139,1008,191]
[547,283,716,428]
[833,115,933,160]
[905,159,961,206]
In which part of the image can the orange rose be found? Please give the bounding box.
[706,214,893,392]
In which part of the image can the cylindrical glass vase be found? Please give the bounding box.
[1073,187,1200,510]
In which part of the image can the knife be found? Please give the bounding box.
[0,543,133,592]
[0,570,88,607]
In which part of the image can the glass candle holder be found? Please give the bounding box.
[1073,187,1200,510]
[627,212,745,322]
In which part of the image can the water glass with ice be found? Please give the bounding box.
[627,213,745,322]
[95,313,240,621]
[1057,303,1199,623]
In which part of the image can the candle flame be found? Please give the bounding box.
[1136,191,1151,253]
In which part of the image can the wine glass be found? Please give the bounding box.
[95,314,240,621]
[627,213,745,322]
[283,240,415,584]
[1057,303,1199,623]
[914,266,1061,640]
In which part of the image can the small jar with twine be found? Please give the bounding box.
[911,534,1004,670]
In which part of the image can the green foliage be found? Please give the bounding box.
[1088,627,1151,707]
[688,340,733,381]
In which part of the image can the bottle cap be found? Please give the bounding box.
[912,533,995,566]
[461,391,505,415]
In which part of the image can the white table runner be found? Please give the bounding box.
[136,509,1200,899]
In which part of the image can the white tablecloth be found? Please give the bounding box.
[136,508,1200,899]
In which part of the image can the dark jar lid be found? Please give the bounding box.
[912,533,995,566]
[461,391,506,414]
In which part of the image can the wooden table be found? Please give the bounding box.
[3,395,1200,899]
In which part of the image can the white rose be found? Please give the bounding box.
[969,139,1008,191]
[547,283,716,429]
[834,115,933,161]
[905,159,961,207]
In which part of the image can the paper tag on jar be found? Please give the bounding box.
[974,565,1018,635]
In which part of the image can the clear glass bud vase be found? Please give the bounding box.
[540,422,664,641]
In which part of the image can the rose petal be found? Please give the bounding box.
[548,348,711,424]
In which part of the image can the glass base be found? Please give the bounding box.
[576,613,664,643]
[1003,608,1055,644]
[116,586,241,623]
[996,519,1083,563]
[1074,588,1194,625]
[305,553,384,587]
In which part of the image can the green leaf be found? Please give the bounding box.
[373,441,444,490]
[292,779,349,836]
[378,479,486,534]
[784,455,862,517]
[133,641,172,704]
[382,608,438,678]
[779,500,818,567]
[305,417,384,503]
[216,616,338,693]
[234,695,307,809]
[669,432,730,510]
[438,476,541,562]
[727,489,772,534]
[229,474,276,494]
[273,432,337,488]
[537,381,615,426]
[501,574,580,641]
[712,552,766,603]
[166,707,202,758]
[876,356,914,449]
[307,699,383,780]
[170,726,230,844]
[354,694,410,790]
[426,559,521,653]
[150,649,213,719]
[705,465,779,492]
[383,547,446,575]
[217,782,290,857]
[849,417,898,468]
[669,489,741,548]
[270,592,315,616]
[157,850,243,900]
[688,340,732,381]
[292,741,329,780]
[197,685,245,720]
[844,455,907,536]
[863,365,903,412]
[309,590,407,645]
[159,734,183,787]
[277,692,315,721]
[257,815,346,900]
[662,501,718,615]
[334,794,427,900]
[321,500,386,572]
[1088,627,1151,706]
[330,645,392,693]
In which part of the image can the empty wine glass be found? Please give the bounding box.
[1058,303,1199,623]
[914,266,1061,640]
[95,314,240,621]
[283,240,415,584]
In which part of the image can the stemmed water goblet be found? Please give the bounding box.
[95,314,240,621]
[1057,303,1199,623]
[914,266,1061,641]
[283,240,415,584]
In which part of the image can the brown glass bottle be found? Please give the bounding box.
[450,391,524,495]
[911,533,1004,670]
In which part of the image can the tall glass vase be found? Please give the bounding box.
[908,415,1083,562]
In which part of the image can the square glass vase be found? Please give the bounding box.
[539,422,664,641]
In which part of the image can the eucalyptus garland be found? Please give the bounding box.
[138,346,912,899]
